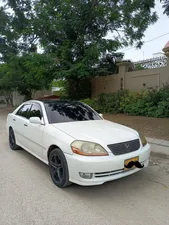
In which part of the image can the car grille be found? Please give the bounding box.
[107,139,140,155]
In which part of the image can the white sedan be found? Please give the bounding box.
[6,100,151,188]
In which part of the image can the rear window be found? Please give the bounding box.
[44,101,102,124]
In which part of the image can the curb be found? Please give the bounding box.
[146,137,169,156]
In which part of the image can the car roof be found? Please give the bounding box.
[39,100,83,105]
[24,99,82,104]
[23,100,43,104]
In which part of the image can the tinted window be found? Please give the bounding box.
[29,104,42,119]
[44,101,102,124]
[16,104,31,118]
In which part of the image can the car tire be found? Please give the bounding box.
[49,148,72,188]
[9,127,20,150]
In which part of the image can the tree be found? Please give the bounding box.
[32,0,157,99]
[0,54,56,101]
[0,63,16,105]
[0,7,18,62]
[161,0,169,15]
[3,0,158,99]
[0,2,38,63]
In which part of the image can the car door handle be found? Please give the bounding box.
[13,119,16,121]
[24,124,28,127]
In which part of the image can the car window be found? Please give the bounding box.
[44,101,102,124]
[29,104,42,119]
[16,104,32,119]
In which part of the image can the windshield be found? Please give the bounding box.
[44,101,102,124]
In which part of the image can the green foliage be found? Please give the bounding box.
[60,79,91,100]
[81,90,129,114]
[120,92,147,115]
[81,98,101,112]
[120,86,169,117]
[31,0,157,80]
[1,1,158,101]
[52,80,65,88]
[134,64,145,71]
[97,90,129,114]
[0,53,56,100]
[81,86,169,118]
[0,7,18,62]
[161,0,169,16]
[2,0,158,71]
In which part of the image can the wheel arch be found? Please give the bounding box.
[47,144,61,159]
[8,126,13,135]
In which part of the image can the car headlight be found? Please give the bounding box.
[139,133,147,146]
[71,141,108,156]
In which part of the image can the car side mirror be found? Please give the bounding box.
[99,113,104,119]
[29,117,42,125]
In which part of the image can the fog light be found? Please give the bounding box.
[79,172,93,179]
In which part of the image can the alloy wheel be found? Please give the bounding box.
[49,154,64,183]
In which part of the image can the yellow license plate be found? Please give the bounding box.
[124,156,139,171]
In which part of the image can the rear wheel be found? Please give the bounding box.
[49,148,72,188]
[9,128,20,150]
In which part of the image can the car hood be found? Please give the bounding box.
[52,120,139,146]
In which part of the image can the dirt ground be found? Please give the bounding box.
[104,114,169,141]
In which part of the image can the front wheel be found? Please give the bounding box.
[49,148,72,188]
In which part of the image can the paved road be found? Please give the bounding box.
[0,111,169,225]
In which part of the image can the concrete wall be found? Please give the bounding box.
[13,91,25,106]
[32,90,52,99]
[124,66,169,92]
[13,90,52,106]
[91,61,169,97]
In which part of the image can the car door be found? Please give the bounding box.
[11,104,32,146]
[23,103,45,158]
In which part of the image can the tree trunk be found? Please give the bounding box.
[21,90,32,101]
[66,78,91,100]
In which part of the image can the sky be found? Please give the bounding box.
[118,0,169,61]
[1,0,169,62]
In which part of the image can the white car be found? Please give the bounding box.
[7,100,151,188]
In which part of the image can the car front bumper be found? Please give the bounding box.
[65,143,151,186]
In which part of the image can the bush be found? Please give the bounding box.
[120,91,147,116]
[81,85,169,118]
[97,90,129,114]
[81,98,101,112]
[121,86,169,117]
